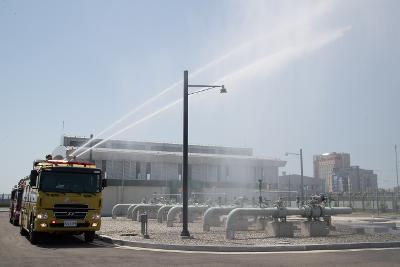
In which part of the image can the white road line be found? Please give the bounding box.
[114,245,400,255]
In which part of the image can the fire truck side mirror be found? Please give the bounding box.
[102,179,107,188]
[30,170,38,187]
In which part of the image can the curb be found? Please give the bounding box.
[96,235,400,252]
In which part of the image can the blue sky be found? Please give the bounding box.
[1,0,399,192]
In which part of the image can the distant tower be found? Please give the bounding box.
[313,152,350,192]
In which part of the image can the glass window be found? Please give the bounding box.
[40,171,101,193]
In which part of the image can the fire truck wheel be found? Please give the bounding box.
[29,221,39,244]
[20,223,27,236]
[84,231,95,242]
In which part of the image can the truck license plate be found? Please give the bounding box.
[64,220,77,227]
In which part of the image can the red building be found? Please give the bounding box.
[313,152,350,192]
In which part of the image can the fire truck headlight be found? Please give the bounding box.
[37,211,48,220]
[91,213,101,220]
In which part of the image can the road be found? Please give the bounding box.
[0,212,399,267]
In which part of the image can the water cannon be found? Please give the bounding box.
[220,85,227,94]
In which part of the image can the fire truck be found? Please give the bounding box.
[9,180,24,226]
[19,158,107,244]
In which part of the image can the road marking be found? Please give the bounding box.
[114,245,400,255]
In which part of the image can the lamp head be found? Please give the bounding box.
[220,85,227,94]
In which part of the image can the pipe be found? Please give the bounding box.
[126,204,138,219]
[157,205,176,223]
[321,207,352,216]
[131,204,162,221]
[202,207,236,231]
[111,204,135,219]
[225,208,276,237]
[225,206,352,239]
[166,205,208,227]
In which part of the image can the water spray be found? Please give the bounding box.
[71,34,280,156]
[76,27,350,158]
[76,98,183,158]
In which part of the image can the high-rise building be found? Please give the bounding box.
[313,152,350,192]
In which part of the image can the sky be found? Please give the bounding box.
[0,0,399,193]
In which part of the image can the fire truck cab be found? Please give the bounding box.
[19,159,107,244]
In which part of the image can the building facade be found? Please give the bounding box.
[332,166,378,193]
[313,152,351,192]
[53,135,286,215]
[278,174,324,198]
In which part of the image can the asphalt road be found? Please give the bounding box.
[0,212,399,267]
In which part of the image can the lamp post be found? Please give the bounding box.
[181,70,226,238]
[285,149,304,204]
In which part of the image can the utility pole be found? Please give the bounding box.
[300,148,304,204]
[348,175,352,207]
[288,175,291,206]
[181,70,190,237]
[396,145,399,212]
[258,179,263,208]
[285,149,304,204]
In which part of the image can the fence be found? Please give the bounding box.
[327,192,400,213]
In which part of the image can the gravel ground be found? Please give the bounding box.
[99,216,400,247]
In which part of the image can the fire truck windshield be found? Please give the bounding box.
[39,171,101,193]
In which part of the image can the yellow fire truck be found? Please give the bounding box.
[19,159,107,244]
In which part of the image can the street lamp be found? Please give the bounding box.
[285,148,304,204]
[181,70,226,238]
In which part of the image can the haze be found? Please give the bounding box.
[0,0,399,192]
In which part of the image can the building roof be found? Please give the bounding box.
[78,147,286,167]
[54,135,286,167]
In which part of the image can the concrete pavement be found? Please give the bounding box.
[1,212,400,267]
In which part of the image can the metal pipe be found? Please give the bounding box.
[126,204,138,219]
[225,206,352,239]
[157,205,176,223]
[131,204,163,221]
[167,205,208,227]
[111,204,135,219]
[203,207,236,231]
[322,207,352,216]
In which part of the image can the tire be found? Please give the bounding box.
[84,231,95,242]
[13,218,19,226]
[29,219,39,245]
[20,223,27,236]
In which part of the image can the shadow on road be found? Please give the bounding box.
[23,233,115,249]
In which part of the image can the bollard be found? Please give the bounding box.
[139,214,150,239]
